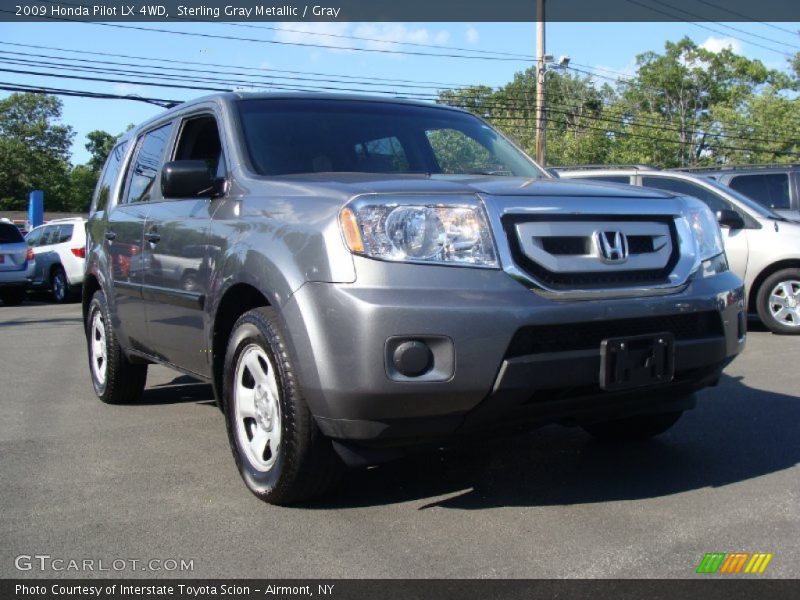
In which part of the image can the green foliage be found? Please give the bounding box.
[85,130,119,173]
[439,38,800,168]
[0,93,126,212]
[0,93,73,210]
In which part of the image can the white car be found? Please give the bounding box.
[555,167,800,334]
[25,218,87,303]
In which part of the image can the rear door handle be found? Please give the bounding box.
[144,231,161,244]
[104,231,116,241]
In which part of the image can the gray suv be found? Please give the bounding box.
[85,93,745,504]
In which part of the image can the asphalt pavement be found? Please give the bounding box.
[1,299,798,578]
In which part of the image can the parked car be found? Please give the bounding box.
[0,220,35,305]
[85,93,744,504]
[555,167,800,334]
[25,217,87,302]
[677,165,800,220]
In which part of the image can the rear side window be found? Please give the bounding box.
[0,223,23,243]
[92,141,128,213]
[53,224,74,244]
[728,173,791,209]
[125,123,173,204]
[641,176,733,213]
[38,225,58,246]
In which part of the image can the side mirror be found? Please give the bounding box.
[716,209,745,230]
[161,160,221,198]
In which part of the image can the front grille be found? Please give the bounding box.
[505,311,724,358]
[503,214,680,289]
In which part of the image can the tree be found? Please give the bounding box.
[85,130,119,173]
[0,93,74,210]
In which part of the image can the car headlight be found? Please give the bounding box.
[339,196,499,267]
[686,200,725,261]
[682,198,728,277]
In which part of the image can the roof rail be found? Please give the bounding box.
[551,164,660,172]
[674,163,800,172]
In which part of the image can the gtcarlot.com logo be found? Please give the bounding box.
[696,552,773,574]
[15,554,194,573]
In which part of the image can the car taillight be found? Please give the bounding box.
[26,247,34,261]
[71,247,86,258]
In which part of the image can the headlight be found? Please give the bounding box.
[339,196,498,267]
[686,201,725,261]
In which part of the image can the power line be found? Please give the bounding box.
[624,0,795,57]
[36,0,535,60]
[692,0,800,39]
[0,41,486,90]
[5,81,796,159]
[5,52,798,145]
[0,9,531,62]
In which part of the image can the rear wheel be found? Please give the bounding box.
[756,269,800,335]
[223,307,342,505]
[582,410,683,442]
[51,266,70,303]
[0,287,26,306]
[87,289,148,404]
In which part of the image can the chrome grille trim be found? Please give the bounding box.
[514,220,672,273]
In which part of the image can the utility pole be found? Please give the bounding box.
[534,0,546,165]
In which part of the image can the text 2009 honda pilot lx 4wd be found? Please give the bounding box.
[84,93,745,504]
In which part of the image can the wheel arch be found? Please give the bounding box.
[211,282,271,409]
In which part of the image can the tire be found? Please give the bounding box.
[0,287,26,306]
[51,266,70,303]
[223,307,342,505]
[756,268,800,335]
[86,289,148,404]
[581,410,684,442]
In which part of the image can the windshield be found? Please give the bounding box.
[702,176,784,220]
[237,98,546,178]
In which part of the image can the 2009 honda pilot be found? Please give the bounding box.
[84,93,745,504]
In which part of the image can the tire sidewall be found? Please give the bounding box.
[757,269,800,335]
[52,268,67,303]
[87,292,109,397]
[223,316,289,497]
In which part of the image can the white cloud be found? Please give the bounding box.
[700,36,743,54]
[113,83,147,96]
[271,23,451,58]
[465,26,479,45]
[592,59,638,81]
[353,24,450,53]
[273,22,353,51]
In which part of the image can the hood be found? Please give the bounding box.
[255,173,674,200]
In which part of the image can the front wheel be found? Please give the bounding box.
[756,269,800,334]
[223,307,342,505]
[581,410,684,442]
[87,290,148,404]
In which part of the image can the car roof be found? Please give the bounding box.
[117,92,469,145]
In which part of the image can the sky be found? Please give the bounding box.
[0,19,798,165]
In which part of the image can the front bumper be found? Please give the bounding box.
[280,258,745,448]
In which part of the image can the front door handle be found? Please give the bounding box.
[144,231,161,244]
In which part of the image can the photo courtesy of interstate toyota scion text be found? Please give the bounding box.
[83,93,745,504]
